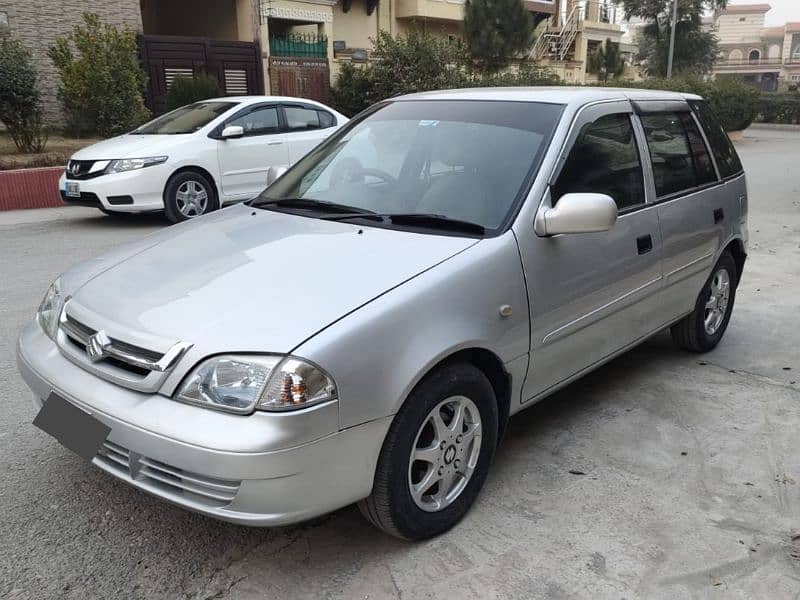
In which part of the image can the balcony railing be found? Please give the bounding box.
[715,58,794,67]
[269,34,327,58]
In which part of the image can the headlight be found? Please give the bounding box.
[175,355,337,414]
[37,277,64,340]
[106,156,168,173]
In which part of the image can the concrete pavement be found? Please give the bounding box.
[0,129,798,599]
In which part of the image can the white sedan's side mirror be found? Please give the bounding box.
[536,193,618,236]
[266,165,288,186]
[220,125,244,139]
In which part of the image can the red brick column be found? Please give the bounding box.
[0,167,65,211]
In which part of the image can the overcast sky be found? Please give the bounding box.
[727,0,800,26]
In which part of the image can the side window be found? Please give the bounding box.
[689,101,743,179]
[226,106,280,136]
[552,113,645,211]
[284,106,321,131]
[640,112,699,197]
[317,110,336,128]
[679,113,717,185]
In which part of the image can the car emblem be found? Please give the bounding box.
[86,330,112,363]
[68,162,79,176]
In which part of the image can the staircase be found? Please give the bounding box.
[529,3,581,62]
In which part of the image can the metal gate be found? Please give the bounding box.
[268,57,331,104]
[139,35,265,115]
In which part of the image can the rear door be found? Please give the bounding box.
[521,100,665,400]
[281,103,339,163]
[216,103,289,199]
[634,100,733,322]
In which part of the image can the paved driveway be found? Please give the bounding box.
[1,128,798,599]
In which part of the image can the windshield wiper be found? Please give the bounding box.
[322,212,485,235]
[250,197,378,215]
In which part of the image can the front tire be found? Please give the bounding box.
[359,362,498,540]
[164,171,218,223]
[670,251,738,353]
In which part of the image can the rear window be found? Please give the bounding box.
[689,101,743,179]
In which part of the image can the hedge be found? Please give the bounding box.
[757,94,800,124]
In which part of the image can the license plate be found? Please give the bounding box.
[33,392,110,460]
[66,182,80,198]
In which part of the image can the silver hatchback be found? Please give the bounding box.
[18,88,748,539]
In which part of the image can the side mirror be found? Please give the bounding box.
[536,193,617,236]
[266,165,287,186]
[220,125,244,139]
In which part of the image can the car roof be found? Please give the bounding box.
[200,95,334,106]
[394,87,703,106]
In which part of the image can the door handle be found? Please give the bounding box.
[636,234,653,255]
[713,208,724,224]
[267,141,284,146]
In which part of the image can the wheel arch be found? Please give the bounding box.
[721,237,747,286]
[164,165,221,203]
[413,347,512,445]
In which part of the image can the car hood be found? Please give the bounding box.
[71,134,181,160]
[67,204,478,354]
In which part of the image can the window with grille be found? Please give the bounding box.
[224,69,248,95]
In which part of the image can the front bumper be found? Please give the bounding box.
[59,168,168,213]
[17,321,391,526]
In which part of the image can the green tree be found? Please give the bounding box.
[463,0,534,74]
[0,37,47,152]
[622,0,725,77]
[588,38,626,83]
[48,13,150,136]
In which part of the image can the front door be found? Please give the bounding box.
[217,103,289,200]
[519,101,665,401]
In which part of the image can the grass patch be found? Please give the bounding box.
[0,133,101,170]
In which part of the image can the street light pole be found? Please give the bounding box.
[666,0,679,78]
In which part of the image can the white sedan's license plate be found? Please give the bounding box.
[66,181,80,198]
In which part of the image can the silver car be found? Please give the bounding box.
[17,88,748,540]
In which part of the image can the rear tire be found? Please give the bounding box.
[670,251,737,353]
[164,171,218,224]
[358,362,498,540]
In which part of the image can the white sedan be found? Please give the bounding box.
[58,96,348,222]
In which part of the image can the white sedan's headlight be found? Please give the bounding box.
[175,355,337,414]
[37,277,64,340]
[106,156,168,173]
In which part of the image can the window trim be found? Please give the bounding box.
[550,104,649,213]
[208,102,284,139]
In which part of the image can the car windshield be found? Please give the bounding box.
[132,101,238,134]
[254,100,564,234]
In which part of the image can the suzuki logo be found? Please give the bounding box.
[86,330,112,363]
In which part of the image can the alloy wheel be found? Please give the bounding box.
[704,268,731,335]
[175,180,209,218]
[408,395,482,512]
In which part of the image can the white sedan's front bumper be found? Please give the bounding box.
[58,167,169,213]
[17,321,390,526]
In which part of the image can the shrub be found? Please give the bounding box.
[757,93,800,124]
[332,30,560,116]
[166,73,223,111]
[0,38,48,153]
[48,13,150,137]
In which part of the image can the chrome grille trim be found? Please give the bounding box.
[56,303,192,393]
[96,441,241,507]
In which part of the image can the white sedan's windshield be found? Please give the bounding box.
[257,100,563,233]
[133,101,238,135]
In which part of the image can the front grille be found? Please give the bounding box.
[56,305,192,393]
[97,441,241,507]
[66,160,106,180]
[61,314,166,378]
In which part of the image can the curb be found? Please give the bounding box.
[0,166,65,211]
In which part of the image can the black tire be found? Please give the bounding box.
[358,362,498,540]
[163,170,219,224]
[670,251,738,353]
